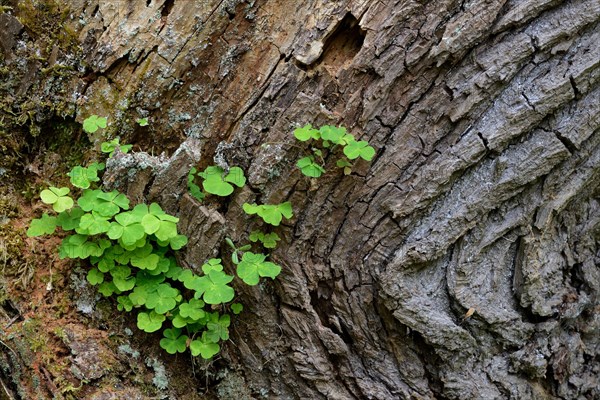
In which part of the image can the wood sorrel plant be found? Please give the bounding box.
[27,116,281,360]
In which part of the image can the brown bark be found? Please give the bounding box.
[1,0,599,399]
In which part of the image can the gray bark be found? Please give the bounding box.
[0,0,599,399]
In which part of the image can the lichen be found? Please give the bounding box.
[145,357,169,390]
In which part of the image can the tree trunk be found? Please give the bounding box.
[1,0,599,399]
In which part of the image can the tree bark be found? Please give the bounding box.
[1,0,599,399]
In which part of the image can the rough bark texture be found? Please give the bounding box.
[1,0,599,399]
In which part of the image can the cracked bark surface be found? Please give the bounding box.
[1,0,599,398]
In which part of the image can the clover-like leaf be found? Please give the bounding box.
[169,234,188,250]
[205,313,230,342]
[137,311,165,333]
[95,191,130,217]
[160,328,188,354]
[199,166,246,197]
[249,231,281,249]
[296,156,325,178]
[201,258,223,275]
[77,212,111,235]
[40,187,74,212]
[231,303,243,315]
[224,166,246,187]
[67,163,104,189]
[319,125,346,144]
[237,252,281,285]
[110,265,136,291]
[178,298,205,321]
[27,214,57,237]
[98,281,118,297]
[190,333,220,359]
[77,189,102,212]
[294,124,320,141]
[86,268,104,285]
[117,295,134,312]
[136,117,149,126]
[343,140,376,161]
[109,212,145,246]
[145,283,180,314]
[56,208,85,231]
[242,202,293,226]
[191,270,235,305]
[100,138,133,157]
[83,115,107,133]
[59,235,110,259]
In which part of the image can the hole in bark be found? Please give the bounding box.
[318,13,365,75]
[161,0,175,18]
[309,283,349,340]
[146,0,151,7]
[92,4,99,18]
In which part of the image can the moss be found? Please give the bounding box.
[0,223,32,291]
[16,0,80,55]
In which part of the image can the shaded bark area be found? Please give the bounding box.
[1,0,599,399]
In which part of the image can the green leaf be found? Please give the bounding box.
[87,268,104,285]
[237,252,282,285]
[77,189,102,211]
[137,311,165,333]
[192,270,235,305]
[130,253,160,270]
[319,125,346,144]
[27,214,57,237]
[83,115,107,133]
[199,166,245,197]
[178,298,205,320]
[141,214,160,234]
[336,159,352,168]
[117,295,134,312]
[296,157,325,178]
[201,258,223,275]
[68,166,96,189]
[154,220,177,241]
[169,234,188,250]
[41,187,73,212]
[136,117,149,126]
[190,335,220,359]
[242,202,293,226]
[224,166,246,187]
[101,138,132,157]
[293,124,319,141]
[231,303,243,315]
[145,283,180,314]
[262,232,280,249]
[77,212,111,235]
[206,313,230,342]
[98,281,118,297]
[160,328,188,354]
[343,140,376,161]
[56,208,84,231]
[249,231,280,248]
[95,191,130,216]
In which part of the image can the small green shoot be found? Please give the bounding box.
[249,231,280,249]
[293,124,375,177]
[242,202,293,226]
[136,117,149,126]
[197,166,246,197]
[187,167,205,202]
[101,138,133,157]
[237,252,281,286]
[83,115,107,133]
